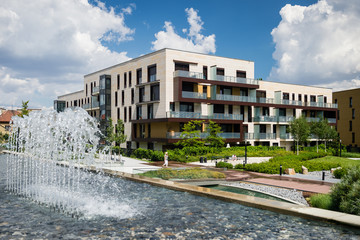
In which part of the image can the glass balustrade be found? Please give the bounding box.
[167,111,243,120]
[92,86,99,95]
[245,133,276,140]
[182,91,207,99]
[166,132,240,139]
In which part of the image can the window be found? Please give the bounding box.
[260,124,266,133]
[117,108,120,120]
[279,108,286,116]
[334,99,337,104]
[86,84,88,96]
[129,106,132,121]
[147,142,154,150]
[148,65,156,82]
[283,93,289,100]
[216,68,224,76]
[124,107,127,122]
[117,74,120,89]
[203,66,208,80]
[131,88,134,104]
[170,102,175,111]
[350,120,352,131]
[175,62,189,71]
[121,90,125,105]
[180,102,194,112]
[220,86,232,95]
[136,106,142,120]
[148,104,153,119]
[298,94,302,101]
[140,124,145,138]
[139,87,145,103]
[273,125,277,134]
[353,109,355,119]
[148,123,151,138]
[292,93,295,101]
[136,68,142,85]
[324,96,327,103]
[182,82,194,92]
[262,107,269,116]
[352,132,355,143]
[236,70,246,78]
[91,82,93,94]
[304,95,308,102]
[128,71,132,87]
[124,73,127,88]
[228,105,233,114]
[214,104,225,114]
[256,90,266,98]
[310,95,316,102]
[150,84,160,101]
[350,97,353,107]
[115,92,118,107]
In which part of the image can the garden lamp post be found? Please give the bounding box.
[339,139,342,157]
[245,141,248,165]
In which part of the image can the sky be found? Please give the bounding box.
[0,0,359,109]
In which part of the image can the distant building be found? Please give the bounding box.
[55,48,337,151]
[333,88,360,150]
[0,110,20,136]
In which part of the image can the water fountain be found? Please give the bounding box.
[0,108,359,238]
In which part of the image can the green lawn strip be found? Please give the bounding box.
[139,168,226,180]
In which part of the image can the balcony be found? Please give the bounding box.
[82,101,99,110]
[245,133,276,140]
[216,94,256,102]
[182,91,207,99]
[280,133,293,139]
[166,132,240,139]
[174,70,259,85]
[167,111,243,121]
[92,86,99,95]
[253,115,294,123]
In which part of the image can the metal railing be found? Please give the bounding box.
[166,132,240,139]
[166,111,243,120]
[82,101,99,109]
[245,133,276,140]
[182,91,207,99]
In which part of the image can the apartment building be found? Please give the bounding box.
[333,88,360,149]
[55,48,337,151]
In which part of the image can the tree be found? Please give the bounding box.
[175,120,204,148]
[205,120,224,148]
[289,116,310,155]
[106,118,127,147]
[18,100,30,118]
[311,119,338,152]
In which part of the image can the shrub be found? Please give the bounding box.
[310,194,332,210]
[150,151,164,162]
[216,161,233,169]
[330,166,360,215]
[140,168,226,180]
[333,168,348,179]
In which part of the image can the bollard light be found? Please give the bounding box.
[280,165,282,176]
[322,169,325,181]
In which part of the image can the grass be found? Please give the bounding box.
[341,152,360,158]
[139,167,226,180]
[309,194,332,210]
[315,156,360,168]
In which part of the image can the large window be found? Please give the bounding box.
[216,68,224,76]
[353,109,355,119]
[298,94,302,101]
[124,73,127,88]
[139,87,145,103]
[236,70,246,78]
[148,65,156,82]
[131,88,134,104]
[310,95,316,102]
[129,106,132,121]
[115,92,118,107]
[203,66,208,80]
[182,82,194,92]
[350,120,352,131]
[220,86,232,95]
[128,71,132,87]
[124,107,127,122]
[180,102,194,112]
[283,93,289,100]
[148,104,153,119]
[175,62,189,71]
[117,74,120,89]
[214,104,225,114]
[121,90,125,105]
[350,97,353,107]
[136,68,142,85]
[136,106,142,120]
[150,84,160,101]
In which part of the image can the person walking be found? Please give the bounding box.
[163,152,168,167]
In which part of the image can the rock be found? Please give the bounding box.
[302,166,308,175]
[285,168,296,175]
[331,167,341,173]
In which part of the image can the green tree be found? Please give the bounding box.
[311,119,338,152]
[18,100,30,118]
[175,120,204,148]
[106,118,127,147]
[205,120,224,148]
[289,116,310,155]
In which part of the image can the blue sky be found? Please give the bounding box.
[0,0,359,109]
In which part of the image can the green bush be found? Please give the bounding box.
[310,194,332,210]
[216,161,233,169]
[150,151,164,162]
[333,168,348,179]
[330,166,360,215]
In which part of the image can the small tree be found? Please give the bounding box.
[205,120,224,148]
[175,120,204,148]
[18,100,30,118]
[289,116,310,155]
[106,118,127,147]
[311,119,338,153]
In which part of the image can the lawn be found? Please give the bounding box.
[139,168,226,180]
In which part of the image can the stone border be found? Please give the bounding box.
[96,167,360,229]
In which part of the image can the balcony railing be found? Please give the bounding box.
[174,70,259,85]
[216,94,257,102]
[280,133,293,139]
[166,132,240,139]
[82,101,99,110]
[245,133,276,140]
[92,86,99,95]
[182,91,207,99]
[166,111,243,120]
[328,118,336,124]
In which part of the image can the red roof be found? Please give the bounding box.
[0,110,21,123]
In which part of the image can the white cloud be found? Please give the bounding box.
[152,8,216,54]
[269,0,360,91]
[0,0,135,108]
